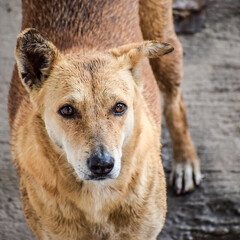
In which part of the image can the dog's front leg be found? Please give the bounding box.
[139,0,202,194]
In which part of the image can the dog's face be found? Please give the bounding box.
[15,28,173,181]
[42,56,135,180]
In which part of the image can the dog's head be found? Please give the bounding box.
[15,28,173,181]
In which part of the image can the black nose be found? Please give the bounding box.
[87,149,114,176]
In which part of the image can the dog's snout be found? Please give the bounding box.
[87,150,114,176]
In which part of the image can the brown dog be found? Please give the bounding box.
[8,0,201,239]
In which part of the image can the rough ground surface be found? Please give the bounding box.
[0,0,239,239]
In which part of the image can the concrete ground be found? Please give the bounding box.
[0,0,239,239]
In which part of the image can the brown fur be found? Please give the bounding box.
[8,0,201,239]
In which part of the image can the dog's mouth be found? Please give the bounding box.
[89,174,111,181]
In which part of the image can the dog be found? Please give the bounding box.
[8,0,201,239]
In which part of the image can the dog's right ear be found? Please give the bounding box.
[15,28,58,92]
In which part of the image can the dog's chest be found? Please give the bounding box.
[43,208,134,240]
[41,195,141,240]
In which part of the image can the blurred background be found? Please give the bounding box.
[0,0,239,239]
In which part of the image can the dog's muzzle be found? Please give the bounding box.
[87,148,114,180]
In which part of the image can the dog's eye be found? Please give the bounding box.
[58,105,75,118]
[113,103,127,115]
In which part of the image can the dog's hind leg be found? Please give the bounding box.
[139,0,202,194]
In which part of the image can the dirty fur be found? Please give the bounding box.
[8,0,201,239]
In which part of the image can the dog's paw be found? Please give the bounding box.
[169,160,202,195]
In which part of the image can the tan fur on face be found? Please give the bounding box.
[40,54,136,181]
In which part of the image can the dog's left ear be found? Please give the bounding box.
[109,41,174,84]
[15,28,59,92]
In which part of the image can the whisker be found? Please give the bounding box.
[58,151,65,161]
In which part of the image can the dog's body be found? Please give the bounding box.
[8,0,201,239]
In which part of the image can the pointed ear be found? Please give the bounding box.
[109,41,174,69]
[15,28,58,91]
